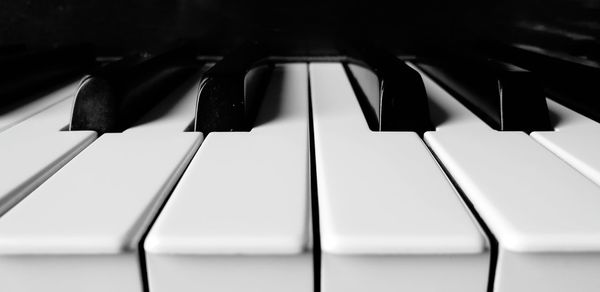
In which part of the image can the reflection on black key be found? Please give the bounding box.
[0,44,95,108]
[483,43,600,125]
[417,58,552,132]
[345,45,433,133]
[70,44,200,133]
[194,41,272,133]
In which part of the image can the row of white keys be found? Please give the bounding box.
[412,63,600,291]
[311,63,489,292]
[531,99,600,185]
[144,63,312,292]
[0,72,204,292]
[0,91,96,216]
[0,80,80,133]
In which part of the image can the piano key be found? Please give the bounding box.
[0,72,204,292]
[412,63,600,291]
[483,42,600,124]
[0,98,96,216]
[194,41,271,133]
[70,44,199,133]
[0,44,95,108]
[311,63,489,292]
[0,79,79,132]
[345,45,433,132]
[144,63,312,292]
[125,64,213,134]
[416,58,552,132]
[531,99,600,185]
[344,63,380,129]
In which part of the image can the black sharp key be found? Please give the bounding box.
[194,41,272,133]
[0,44,95,108]
[509,22,600,61]
[70,44,200,133]
[345,45,433,133]
[417,57,552,132]
[482,43,600,125]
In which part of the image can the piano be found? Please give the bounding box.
[0,0,599,291]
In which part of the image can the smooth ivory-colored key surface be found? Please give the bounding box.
[311,63,489,292]
[412,63,600,292]
[531,99,600,186]
[0,96,96,217]
[0,80,79,133]
[0,73,204,292]
[144,63,312,292]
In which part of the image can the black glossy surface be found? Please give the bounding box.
[483,43,600,125]
[417,58,552,132]
[0,0,597,56]
[0,44,95,108]
[70,44,200,133]
[194,41,272,133]
[345,45,433,133]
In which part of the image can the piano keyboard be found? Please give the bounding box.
[1,45,600,292]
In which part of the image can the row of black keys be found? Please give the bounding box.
[1,41,598,134]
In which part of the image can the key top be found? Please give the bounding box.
[0,72,204,292]
[531,99,600,186]
[345,45,433,133]
[0,98,96,216]
[0,80,79,132]
[70,44,199,133]
[312,63,488,292]
[411,63,600,292]
[417,58,552,132]
[145,63,312,292]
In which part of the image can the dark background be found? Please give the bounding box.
[0,0,598,55]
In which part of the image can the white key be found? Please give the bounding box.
[144,64,312,292]
[347,63,380,120]
[0,97,96,216]
[412,63,600,292]
[312,63,488,292]
[531,99,600,185]
[0,74,203,292]
[0,80,79,132]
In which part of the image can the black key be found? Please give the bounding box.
[70,44,200,133]
[482,43,600,125]
[417,57,552,132]
[0,44,95,108]
[345,45,433,133]
[194,41,272,133]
